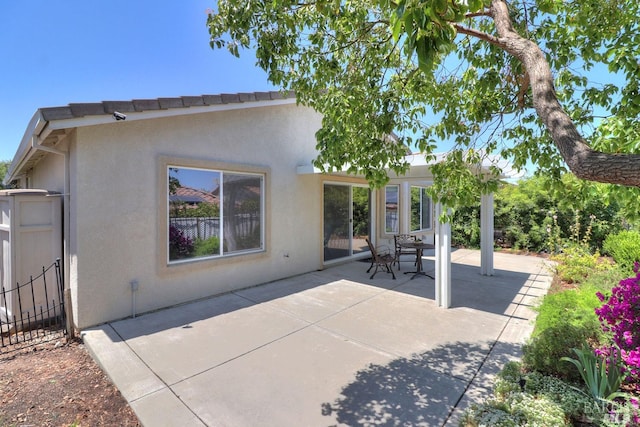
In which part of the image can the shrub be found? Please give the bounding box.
[523,324,599,382]
[533,286,604,344]
[452,206,480,248]
[551,245,615,284]
[603,230,640,272]
[525,281,606,381]
[193,236,220,257]
[169,225,193,260]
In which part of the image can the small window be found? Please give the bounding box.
[168,166,264,263]
[385,185,399,234]
[411,186,432,232]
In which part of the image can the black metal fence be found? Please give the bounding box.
[0,259,66,350]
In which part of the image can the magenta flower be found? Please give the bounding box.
[596,263,640,389]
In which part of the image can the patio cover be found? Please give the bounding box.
[298,152,520,308]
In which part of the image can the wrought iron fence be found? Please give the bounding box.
[0,259,66,350]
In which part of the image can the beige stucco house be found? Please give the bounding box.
[3,91,496,330]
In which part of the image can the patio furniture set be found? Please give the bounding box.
[365,235,435,280]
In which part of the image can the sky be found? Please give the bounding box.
[0,1,276,161]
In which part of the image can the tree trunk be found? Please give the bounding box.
[490,0,640,187]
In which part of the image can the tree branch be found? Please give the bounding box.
[488,0,640,187]
[453,24,503,48]
[465,10,491,19]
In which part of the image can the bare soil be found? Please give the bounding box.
[0,336,140,427]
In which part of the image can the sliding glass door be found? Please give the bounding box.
[323,183,371,262]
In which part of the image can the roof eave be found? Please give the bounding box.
[4,91,298,184]
[3,110,47,185]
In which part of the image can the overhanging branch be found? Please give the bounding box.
[484,0,640,187]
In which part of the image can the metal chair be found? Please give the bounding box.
[365,238,396,279]
[393,234,417,270]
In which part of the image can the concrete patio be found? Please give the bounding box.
[82,248,553,426]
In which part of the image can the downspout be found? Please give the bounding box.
[31,136,74,338]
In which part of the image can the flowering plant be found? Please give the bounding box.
[169,225,194,260]
[596,262,640,388]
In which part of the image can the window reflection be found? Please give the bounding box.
[168,166,263,262]
[385,185,399,234]
[411,186,432,231]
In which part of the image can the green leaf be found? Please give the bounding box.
[433,0,448,15]
[467,0,483,12]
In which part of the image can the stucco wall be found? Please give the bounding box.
[70,103,324,328]
[30,148,66,193]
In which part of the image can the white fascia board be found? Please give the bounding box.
[4,111,46,184]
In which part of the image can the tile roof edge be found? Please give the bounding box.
[40,90,297,119]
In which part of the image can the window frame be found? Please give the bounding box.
[159,156,269,272]
[384,185,399,234]
[410,186,433,232]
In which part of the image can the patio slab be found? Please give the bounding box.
[82,249,553,426]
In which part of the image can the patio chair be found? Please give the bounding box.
[365,238,396,280]
[393,234,417,270]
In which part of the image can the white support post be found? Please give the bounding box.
[400,182,411,234]
[435,203,451,308]
[480,192,495,276]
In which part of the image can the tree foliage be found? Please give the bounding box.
[453,174,633,252]
[0,160,16,189]
[207,0,640,209]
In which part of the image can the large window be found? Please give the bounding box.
[411,186,432,232]
[385,185,399,234]
[168,166,264,263]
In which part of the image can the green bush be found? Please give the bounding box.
[524,283,606,381]
[602,230,640,271]
[193,236,220,257]
[551,245,615,284]
[532,286,603,341]
[452,174,630,253]
[523,324,599,382]
[452,206,480,248]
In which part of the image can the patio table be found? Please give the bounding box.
[399,241,435,279]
